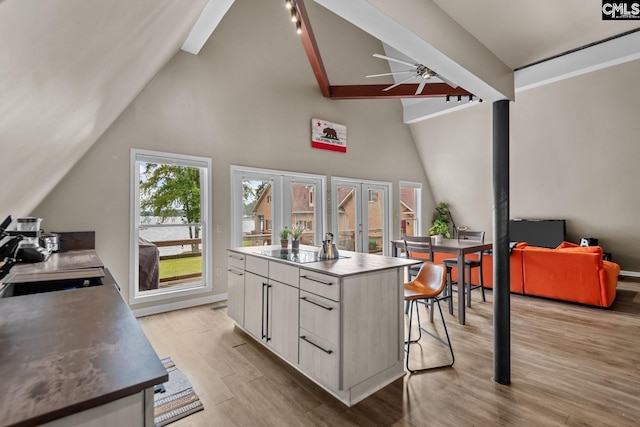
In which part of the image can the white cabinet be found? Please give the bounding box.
[227,252,245,325]
[299,290,340,390]
[231,254,299,365]
[268,279,299,363]
[227,247,410,407]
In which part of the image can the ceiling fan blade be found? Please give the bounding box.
[365,70,414,78]
[436,74,458,89]
[415,81,427,95]
[383,74,418,91]
[373,53,417,68]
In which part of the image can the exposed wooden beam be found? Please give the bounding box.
[294,1,474,101]
[295,0,331,97]
[329,84,472,100]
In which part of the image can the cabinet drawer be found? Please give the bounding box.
[300,270,340,301]
[300,290,339,346]
[269,262,299,287]
[246,255,269,277]
[299,329,339,391]
[227,252,245,270]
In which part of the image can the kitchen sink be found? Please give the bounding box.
[0,276,104,298]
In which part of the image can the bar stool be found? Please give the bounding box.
[404,262,455,373]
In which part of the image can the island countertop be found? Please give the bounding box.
[0,278,167,426]
[229,244,418,277]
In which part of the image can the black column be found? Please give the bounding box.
[493,99,511,384]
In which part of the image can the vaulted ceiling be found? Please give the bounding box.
[1,0,638,220]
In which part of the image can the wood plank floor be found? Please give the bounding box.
[139,280,640,426]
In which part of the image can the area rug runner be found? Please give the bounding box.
[154,357,204,426]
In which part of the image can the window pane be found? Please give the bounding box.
[336,185,357,251]
[367,189,383,254]
[242,179,273,246]
[137,162,204,293]
[400,184,421,237]
[290,183,316,245]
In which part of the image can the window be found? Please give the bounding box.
[368,189,379,203]
[231,166,326,247]
[130,149,212,304]
[399,181,422,237]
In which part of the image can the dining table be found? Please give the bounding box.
[391,238,492,325]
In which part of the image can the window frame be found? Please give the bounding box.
[130,149,212,305]
[230,166,326,248]
[399,181,422,237]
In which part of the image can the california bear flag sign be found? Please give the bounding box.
[311,118,347,153]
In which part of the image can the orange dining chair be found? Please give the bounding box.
[442,230,486,308]
[404,261,455,373]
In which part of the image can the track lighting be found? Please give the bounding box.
[479,98,484,103]
[446,95,450,103]
[469,95,474,103]
[457,95,462,103]
[286,0,302,33]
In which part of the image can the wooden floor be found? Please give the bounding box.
[139,280,640,426]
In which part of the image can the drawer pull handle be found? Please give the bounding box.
[228,254,245,261]
[228,269,244,276]
[300,296,333,311]
[301,275,333,286]
[300,336,333,355]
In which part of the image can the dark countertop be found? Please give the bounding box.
[229,244,418,277]
[0,279,168,426]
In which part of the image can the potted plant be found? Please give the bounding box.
[279,227,290,249]
[290,224,304,250]
[429,202,451,244]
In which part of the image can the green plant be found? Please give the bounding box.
[291,224,304,240]
[429,202,451,237]
[279,227,290,240]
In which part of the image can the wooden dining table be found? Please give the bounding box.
[391,238,492,325]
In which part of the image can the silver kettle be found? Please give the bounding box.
[319,233,339,260]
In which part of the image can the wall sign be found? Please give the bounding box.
[311,118,347,153]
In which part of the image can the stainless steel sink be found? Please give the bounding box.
[0,276,104,298]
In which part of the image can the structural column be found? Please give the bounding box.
[493,99,510,384]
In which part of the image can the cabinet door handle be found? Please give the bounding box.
[265,283,272,342]
[261,282,267,340]
[228,268,244,276]
[300,296,333,311]
[301,275,333,286]
[300,336,333,355]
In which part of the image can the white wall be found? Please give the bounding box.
[32,0,431,310]
[411,59,640,271]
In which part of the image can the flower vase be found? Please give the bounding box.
[291,239,300,250]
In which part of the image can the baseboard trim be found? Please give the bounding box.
[131,293,228,318]
[620,270,640,278]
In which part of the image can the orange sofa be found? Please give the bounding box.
[432,242,620,308]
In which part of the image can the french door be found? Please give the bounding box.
[330,178,392,255]
[230,166,326,248]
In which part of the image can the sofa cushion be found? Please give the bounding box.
[556,241,579,249]
[521,245,607,306]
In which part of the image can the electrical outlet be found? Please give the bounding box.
[216,224,222,233]
[216,267,222,276]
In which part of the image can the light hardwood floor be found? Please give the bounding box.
[139,280,640,426]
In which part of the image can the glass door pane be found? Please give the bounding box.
[365,187,384,254]
[289,182,316,245]
[242,179,273,246]
[335,183,359,252]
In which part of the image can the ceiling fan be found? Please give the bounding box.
[366,53,458,95]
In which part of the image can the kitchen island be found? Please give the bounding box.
[227,245,417,406]
[0,252,167,426]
